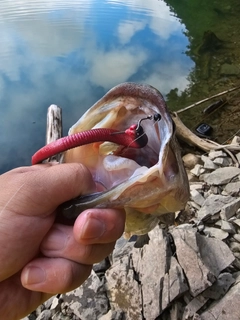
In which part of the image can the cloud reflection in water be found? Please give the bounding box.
[0,0,194,173]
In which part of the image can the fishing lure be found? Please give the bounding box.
[32,113,161,165]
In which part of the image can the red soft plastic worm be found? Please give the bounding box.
[31,124,148,165]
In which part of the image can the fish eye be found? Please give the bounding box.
[153,113,161,121]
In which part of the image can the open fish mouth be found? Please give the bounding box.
[60,83,189,237]
[34,82,190,237]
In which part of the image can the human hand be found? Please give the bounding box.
[0,163,125,320]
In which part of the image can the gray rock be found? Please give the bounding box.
[232,218,240,228]
[190,182,204,191]
[203,167,240,185]
[208,150,228,159]
[99,310,124,320]
[236,152,240,163]
[131,227,171,318]
[167,256,189,304]
[190,164,204,177]
[233,234,240,243]
[203,227,229,240]
[61,271,109,320]
[190,189,205,206]
[229,241,240,253]
[224,181,240,195]
[106,251,143,320]
[111,238,134,265]
[197,194,233,220]
[183,295,208,318]
[201,155,218,170]
[220,198,240,220]
[202,273,235,300]
[213,157,231,167]
[190,201,201,210]
[169,302,185,320]
[43,296,55,310]
[171,227,214,297]
[50,297,60,311]
[197,234,235,275]
[172,226,234,297]
[201,280,240,320]
[221,220,236,234]
[36,310,52,320]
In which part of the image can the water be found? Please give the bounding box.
[0,0,239,173]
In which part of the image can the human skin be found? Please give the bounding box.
[0,163,125,319]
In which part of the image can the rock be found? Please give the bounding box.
[167,256,189,305]
[190,164,204,177]
[201,155,218,170]
[93,258,110,275]
[197,194,233,220]
[36,310,52,320]
[220,198,240,220]
[229,241,240,253]
[183,295,208,318]
[202,273,235,300]
[236,152,240,163]
[131,227,174,318]
[111,239,134,264]
[106,250,143,320]
[50,297,60,311]
[232,218,240,228]
[182,153,201,169]
[190,182,204,191]
[201,279,240,320]
[190,189,205,206]
[169,302,185,320]
[213,157,231,167]
[61,271,109,320]
[221,220,236,234]
[171,226,232,297]
[208,150,228,159]
[233,234,240,243]
[203,167,240,185]
[203,227,229,240]
[224,181,240,195]
[99,310,124,320]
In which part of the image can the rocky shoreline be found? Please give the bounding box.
[23,139,240,320]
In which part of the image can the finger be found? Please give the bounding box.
[74,208,126,245]
[41,224,115,264]
[0,162,96,217]
[21,257,92,294]
[0,274,52,319]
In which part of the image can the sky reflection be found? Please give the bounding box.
[0,0,194,173]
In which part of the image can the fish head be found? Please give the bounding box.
[62,82,189,238]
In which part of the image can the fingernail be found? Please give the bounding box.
[80,215,106,240]
[42,227,67,251]
[23,266,46,285]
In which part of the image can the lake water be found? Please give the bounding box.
[0,0,239,173]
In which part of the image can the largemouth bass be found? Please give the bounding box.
[60,82,189,238]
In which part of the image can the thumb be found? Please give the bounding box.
[0,163,95,280]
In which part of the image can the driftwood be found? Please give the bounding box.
[172,112,240,164]
[46,104,62,162]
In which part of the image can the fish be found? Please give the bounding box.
[60,82,189,238]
